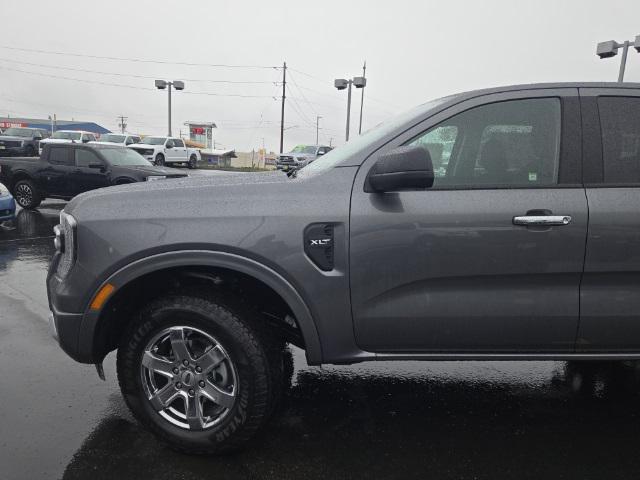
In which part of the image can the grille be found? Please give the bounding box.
[278,156,295,164]
[132,147,154,156]
[0,141,21,148]
[0,209,12,216]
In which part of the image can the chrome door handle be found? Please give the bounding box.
[513,215,572,226]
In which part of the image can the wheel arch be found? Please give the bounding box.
[86,250,323,365]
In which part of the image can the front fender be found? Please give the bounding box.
[80,250,323,364]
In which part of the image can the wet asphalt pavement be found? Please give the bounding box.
[2,181,640,479]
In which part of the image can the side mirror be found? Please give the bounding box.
[367,145,434,193]
[82,138,90,143]
[166,141,174,149]
[317,150,325,156]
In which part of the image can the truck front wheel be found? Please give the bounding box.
[155,153,165,166]
[116,293,283,454]
[13,179,42,209]
[188,154,197,169]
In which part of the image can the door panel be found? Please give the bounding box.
[72,149,110,195]
[349,89,587,353]
[350,189,588,352]
[577,88,640,351]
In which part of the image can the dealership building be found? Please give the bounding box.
[0,116,110,134]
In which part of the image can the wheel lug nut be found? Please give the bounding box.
[188,389,195,396]
[198,380,205,388]
[195,366,202,373]
[175,382,182,389]
[183,360,189,367]
[172,368,179,374]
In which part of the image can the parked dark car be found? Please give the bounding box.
[0,127,49,157]
[48,82,640,454]
[0,143,188,209]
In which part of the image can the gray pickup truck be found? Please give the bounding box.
[48,82,640,454]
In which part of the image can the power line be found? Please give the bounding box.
[290,65,403,110]
[0,65,277,98]
[285,84,316,127]
[287,70,321,117]
[0,45,280,69]
[0,58,279,84]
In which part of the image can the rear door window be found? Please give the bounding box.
[48,147,72,165]
[598,97,640,184]
[75,149,102,168]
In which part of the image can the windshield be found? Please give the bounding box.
[290,145,317,155]
[298,96,456,177]
[3,128,34,137]
[99,134,126,143]
[142,137,167,145]
[100,148,152,166]
[52,131,82,140]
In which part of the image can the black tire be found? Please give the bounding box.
[188,155,197,169]
[13,179,42,209]
[117,292,282,455]
[155,153,165,166]
[25,145,37,157]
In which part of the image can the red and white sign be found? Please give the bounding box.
[0,121,27,129]
[191,127,205,135]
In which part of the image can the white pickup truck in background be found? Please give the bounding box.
[128,136,201,169]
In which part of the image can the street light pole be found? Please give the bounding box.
[596,36,640,82]
[167,82,172,136]
[618,41,631,82]
[334,76,367,142]
[316,115,322,144]
[155,80,185,137]
[345,80,352,142]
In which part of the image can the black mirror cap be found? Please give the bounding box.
[368,145,434,193]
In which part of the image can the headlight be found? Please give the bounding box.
[296,157,306,162]
[146,176,167,182]
[55,211,77,279]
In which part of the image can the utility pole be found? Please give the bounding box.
[358,60,366,134]
[117,115,128,134]
[280,61,287,153]
[316,116,322,144]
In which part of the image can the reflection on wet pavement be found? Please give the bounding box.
[2,202,640,480]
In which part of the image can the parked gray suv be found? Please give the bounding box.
[48,82,640,454]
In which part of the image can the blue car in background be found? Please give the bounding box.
[0,184,16,222]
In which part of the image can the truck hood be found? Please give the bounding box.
[0,135,27,142]
[65,171,291,220]
[280,152,314,158]
[129,143,160,149]
[40,138,76,144]
[114,164,188,177]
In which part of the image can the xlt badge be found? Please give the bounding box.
[304,224,334,271]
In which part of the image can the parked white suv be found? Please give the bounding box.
[91,133,141,147]
[128,136,201,169]
[39,130,97,154]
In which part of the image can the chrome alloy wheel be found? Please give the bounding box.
[15,184,33,207]
[140,326,238,430]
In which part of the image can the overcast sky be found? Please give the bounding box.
[2,0,640,152]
